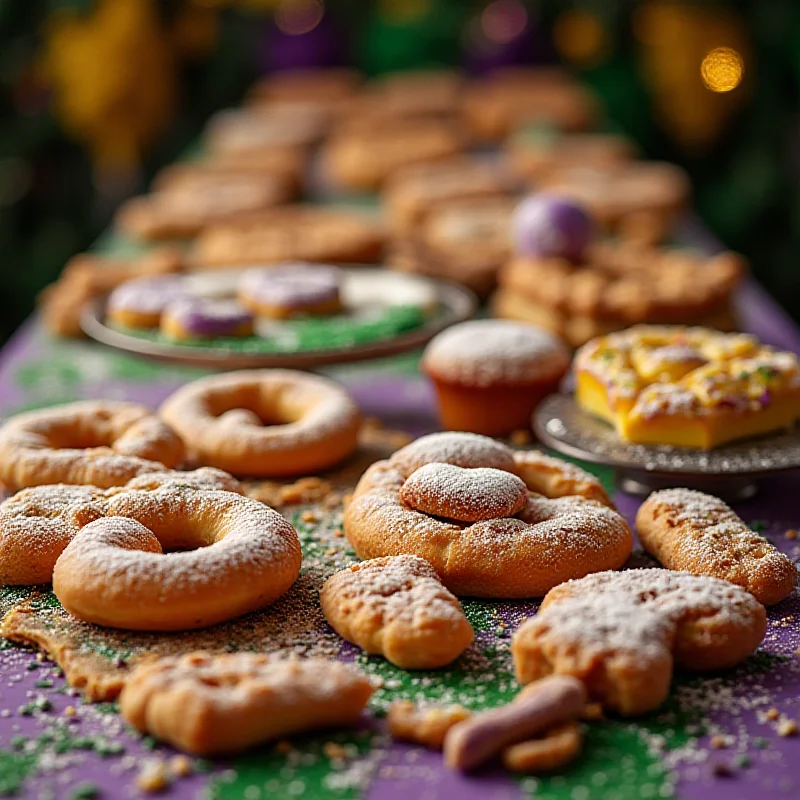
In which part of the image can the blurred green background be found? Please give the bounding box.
[1,0,798,344]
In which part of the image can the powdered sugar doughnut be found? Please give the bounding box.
[159,370,361,477]
[237,264,343,319]
[512,569,767,715]
[0,468,242,585]
[53,489,302,630]
[119,653,374,756]
[344,433,632,597]
[160,297,254,340]
[0,401,184,491]
[107,275,188,329]
[399,464,527,523]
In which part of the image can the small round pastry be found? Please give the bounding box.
[115,181,291,242]
[191,206,384,270]
[107,275,188,329]
[399,464,528,523]
[513,194,594,262]
[52,489,302,631]
[540,161,689,245]
[506,130,636,184]
[422,320,570,436]
[0,400,184,491]
[321,121,465,192]
[160,298,254,340]
[237,264,343,319]
[159,369,361,477]
[205,105,327,154]
[389,197,515,298]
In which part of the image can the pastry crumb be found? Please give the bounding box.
[136,760,171,793]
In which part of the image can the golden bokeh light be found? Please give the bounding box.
[701,47,744,92]
[553,9,608,67]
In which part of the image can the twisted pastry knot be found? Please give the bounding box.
[344,432,632,598]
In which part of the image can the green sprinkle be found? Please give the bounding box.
[734,755,751,768]
[750,520,767,533]
[69,782,100,799]
[753,737,769,749]
[10,737,25,752]
[194,758,214,773]
[26,661,39,671]
[95,740,124,757]
[35,680,53,689]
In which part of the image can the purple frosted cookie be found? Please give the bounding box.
[237,263,344,319]
[160,297,254,340]
[107,275,188,329]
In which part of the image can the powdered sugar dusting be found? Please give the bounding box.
[527,568,765,658]
[399,463,527,522]
[637,488,797,605]
[320,554,473,667]
[56,489,300,603]
[423,319,569,387]
[323,554,469,628]
[390,432,516,477]
[0,468,245,585]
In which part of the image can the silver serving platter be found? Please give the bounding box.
[81,267,477,370]
[534,393,800,500]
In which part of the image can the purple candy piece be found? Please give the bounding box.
[164,297,253,337]
[512,194,594,262]
[108,275,188,314]
[239,263,342,309]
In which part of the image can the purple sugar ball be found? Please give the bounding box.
[512,194,594,262]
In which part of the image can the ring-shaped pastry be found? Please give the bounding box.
[344,432,631,598]
[0,401,184,490]
[159,370,361,477]
[52,489,302,631]
[0,468,243,586]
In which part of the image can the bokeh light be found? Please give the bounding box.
[701,46,744,92]
[481,0,528,45]
[553,9,608,67]
[275,0,324,37]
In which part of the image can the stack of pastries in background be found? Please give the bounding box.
[39,63,748,356]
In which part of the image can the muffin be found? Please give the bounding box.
[422,320,570,436]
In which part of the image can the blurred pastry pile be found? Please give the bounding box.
[38,64,745,348]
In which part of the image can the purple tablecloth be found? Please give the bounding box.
[0,268,798,799]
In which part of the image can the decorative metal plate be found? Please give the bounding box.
[81,268,477,370]
[534,393,800,499]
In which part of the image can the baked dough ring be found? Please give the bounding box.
[52,489,301,630]
[0,401,184,490]
[344,433,631,597]
[0,468,242,586]
[160,370,361,478]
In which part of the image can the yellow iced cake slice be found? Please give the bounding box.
[574,325,800,449]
